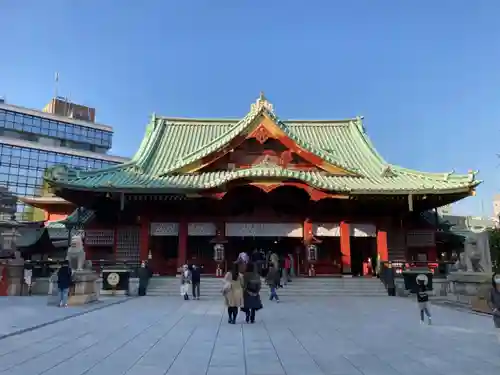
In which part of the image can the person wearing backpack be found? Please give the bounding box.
[266,264,280,302]
[57,260,73,307]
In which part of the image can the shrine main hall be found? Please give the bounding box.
[41,94,480,276]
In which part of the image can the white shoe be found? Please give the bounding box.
[427,317,432,325]
[420,320,424,325]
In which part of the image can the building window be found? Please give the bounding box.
[0,109,113,150]
[0,143,121,220]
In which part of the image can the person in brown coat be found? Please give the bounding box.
[222,263,244,324]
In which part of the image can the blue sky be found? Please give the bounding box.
[1,0,499,216]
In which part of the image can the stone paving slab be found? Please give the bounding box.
[0,296,129,339]
[0,296,498,375]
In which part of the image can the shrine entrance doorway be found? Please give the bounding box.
[187,236,217,274]
[224,222,304,274]
[314,237,342,275]
[349,224,377,277]
[149,236,178,276]
[226,236,302,275]
[187,222,218,275]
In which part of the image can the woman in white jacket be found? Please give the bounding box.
[180,264,192,300]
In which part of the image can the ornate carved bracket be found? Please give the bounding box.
[279,150,293,167]
[249,124,273,144]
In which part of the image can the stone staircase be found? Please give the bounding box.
[147,276,388,297]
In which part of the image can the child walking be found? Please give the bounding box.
[417,278,432,325]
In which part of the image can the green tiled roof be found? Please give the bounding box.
[46,208,95,229]
[45,95,481,195]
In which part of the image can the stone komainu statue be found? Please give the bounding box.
[454,252,468,272]
[66,234,86,271]
[464,235,487,273]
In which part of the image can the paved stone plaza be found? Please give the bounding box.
[0,296,128,339]
[0,296,498,375]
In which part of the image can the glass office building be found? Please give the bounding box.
[0,100,129,220]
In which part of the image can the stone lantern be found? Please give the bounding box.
[210,228,228,277]
[213,243,225,277]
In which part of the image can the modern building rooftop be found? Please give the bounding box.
[0,100,112,132]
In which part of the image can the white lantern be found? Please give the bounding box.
[214,244,225,262]
[307,244,318,262]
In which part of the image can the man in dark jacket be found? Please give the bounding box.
[384,264,396,296]
[138,261,152,296]
[266,264,280,302]
[57,260,72,307]
[191,264,201,300]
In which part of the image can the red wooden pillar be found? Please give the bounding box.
[0,264,8,296]
[340,221,351,274]
[303,219,313,275]
[139,219,150,262]
[429,210,438,263]
[376,228,389,262]
[177,219,188,268]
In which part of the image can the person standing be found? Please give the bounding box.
[191,264,201,300]
[266,264,280,302]
[57,260,72,307]
[384,263,396,296]
[138,261,152,296]
[222,263,244,324]
[180,264,191,300]
[283,255,291,285]
[24,263,33,296]
[488,272,500,343]
[242,262,263,323]
[416,279,432,325]
[251,249,261,275]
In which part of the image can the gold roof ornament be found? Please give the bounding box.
[251,91,274,113]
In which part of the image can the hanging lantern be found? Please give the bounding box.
[307,244,318,262]
[214,244,225,262]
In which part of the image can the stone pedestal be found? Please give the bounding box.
[48,270,102,306]
[128,277,139,296]
[30,277,51,295]
[446,271,494,313]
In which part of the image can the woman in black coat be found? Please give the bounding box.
[241,262,262,323]
[138,261,152,296]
